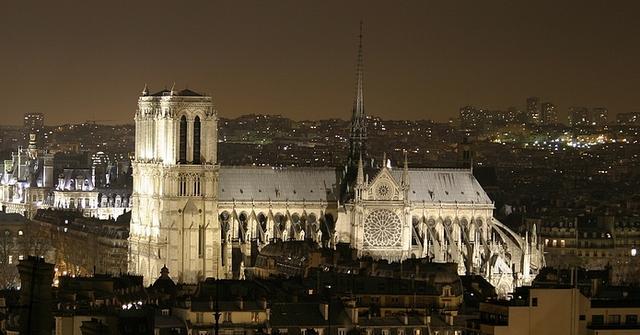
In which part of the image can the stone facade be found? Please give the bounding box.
[128,86,543,296]
[128,88,221,284]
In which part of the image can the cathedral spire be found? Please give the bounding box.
[349,20,367,164]
[142,84,149,96]
[356,154,364,185]
[402,150,409,187]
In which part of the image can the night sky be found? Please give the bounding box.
[1,1,639,125]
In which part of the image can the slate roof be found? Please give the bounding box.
[0,212,28,223]
[218,166,491,205]
[176,88,203,96]
[390,168,492,204]
[150,89,171,97]
[218,167,341,202]
[149,88,204,97]
[269,300,351,327]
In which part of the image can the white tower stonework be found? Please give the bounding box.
[128,87,220,284]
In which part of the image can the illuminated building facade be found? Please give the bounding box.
[128,35,543,296]
[0,134,53,218]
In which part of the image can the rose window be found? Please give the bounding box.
[364,209,402,247]
[375,182,393,200]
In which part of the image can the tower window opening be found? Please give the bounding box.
[193,116,201,164]
[194,176,201,196]
[179,116,187,163]
[178,175,187,196]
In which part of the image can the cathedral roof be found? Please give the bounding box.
[149,89,171,96]
[391,168,492,204]
[149,88,203,97]
[176,88,203,96]
[217,166,491,205]
[217,166,341,202]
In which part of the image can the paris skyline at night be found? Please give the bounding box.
[2,2,640,334]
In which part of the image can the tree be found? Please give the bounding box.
[17,223,52,261]
[0,229,18,288]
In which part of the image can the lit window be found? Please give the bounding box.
[560,240,566,248]
[18,230,23,236]
[8,255,13,264]
[552,240,557,247]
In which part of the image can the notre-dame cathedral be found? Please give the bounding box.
[128,30,543,296]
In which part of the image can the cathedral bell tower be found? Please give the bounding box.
[129,86,221,284]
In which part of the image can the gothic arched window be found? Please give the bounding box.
[193,116,201,164]
[179,116,187,163]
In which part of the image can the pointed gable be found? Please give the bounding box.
[366,166,402,201]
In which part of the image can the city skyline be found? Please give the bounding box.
[2,1,640,125]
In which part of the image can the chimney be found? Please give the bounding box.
[260,297,268,310]
[591,278,600,296]
[346,299,358,325]
[446,314,454,326]
[238,296,244,310]
[320,302,329,321]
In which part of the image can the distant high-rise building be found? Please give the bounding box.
[459,106,481,129]
[568,107,608,127]
[568,107,590,127]
[23,113,44,147]
[507,107,525,124]
[23,113,44,130]
[592,107,608,126]
[540,102,558,125]
[526,97,541,124]
[617,112,640,125]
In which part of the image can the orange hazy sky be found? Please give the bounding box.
[1,0,639,125]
